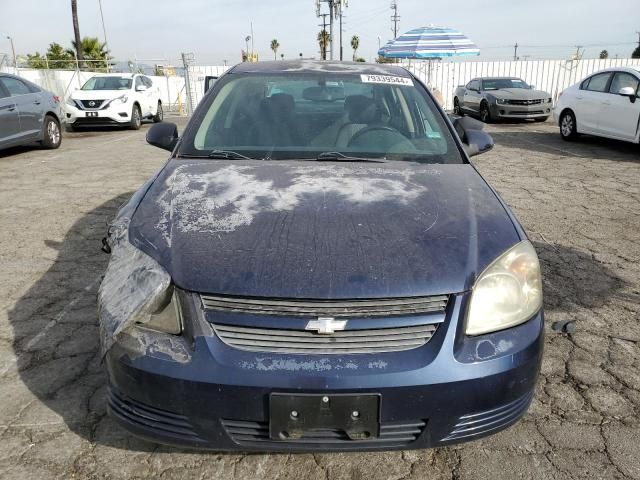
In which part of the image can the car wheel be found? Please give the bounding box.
[479,102,492,123]
[130,104,142,130]
[153,101,163,123]
[453,98,464,116]
[560,110,578,141]
[41,115,62,149]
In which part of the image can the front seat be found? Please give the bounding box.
[250,93,301,146]
[335,95,384,148]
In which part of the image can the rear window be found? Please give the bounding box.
[181,72,462,164]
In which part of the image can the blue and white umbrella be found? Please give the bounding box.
[378,26,480,59]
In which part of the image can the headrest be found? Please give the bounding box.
[262,93,295,115]
[345,95,381,124]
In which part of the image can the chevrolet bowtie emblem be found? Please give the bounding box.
[305,317,347,335]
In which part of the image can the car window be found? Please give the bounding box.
[584,73,611,93]
[0,77,32,96]
[482,78,529,90]
[181,72,462,164]
[467,80,479,90]
[81,76,132,90]
[608,72,640,95]
[0,82,9,99]
[135,76,144,88]
[142,76,153,87]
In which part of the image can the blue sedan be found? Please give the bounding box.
[98,60,544,452]
[0,73,62,151]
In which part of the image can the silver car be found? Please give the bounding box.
[0,73,62,151]
[454,77,553,122]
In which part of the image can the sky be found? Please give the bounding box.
[1,0,639,66]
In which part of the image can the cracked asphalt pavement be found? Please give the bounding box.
[0,117,638,479]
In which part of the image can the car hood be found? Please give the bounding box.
[70,89,131,100]
[488,88,550,99]
[129,160,521,299]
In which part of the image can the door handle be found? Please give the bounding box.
[0,104,16,111]
[34,101,41,105]
[602,101,611,106]
[576,96,583,100]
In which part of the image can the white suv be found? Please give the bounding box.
[554,67,640,144]
[65,74,163,130]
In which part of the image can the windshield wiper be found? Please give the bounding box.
[315,152,386,163]
[207,150,256,160]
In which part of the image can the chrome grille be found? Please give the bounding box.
[79,99,105,109]
[212,323,439,354]
[201,294,448,318]
[507,99,543,105]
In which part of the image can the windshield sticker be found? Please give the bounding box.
[427,132,442,139]
[360,74,413,86]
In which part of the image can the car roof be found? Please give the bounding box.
[585,67,640,77]
[230,59,412,77]
[473,77,523,81]
[90,73,136,78]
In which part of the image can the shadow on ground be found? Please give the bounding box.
[7,197,631,452]
[490,130,640,161]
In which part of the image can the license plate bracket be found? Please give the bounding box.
[269,393,380,441]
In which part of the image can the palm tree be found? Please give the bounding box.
[270,39,280,60]
[599,50,609,59]
[351,35,360,61]
[71,0,84,65]
[68,37,109,71]
[318,30,330,60]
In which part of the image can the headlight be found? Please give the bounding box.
[98,230,180,353]
[105,94,128,107]
[66,97,77,108]
[465,240,542,336]
[495,98,507,105]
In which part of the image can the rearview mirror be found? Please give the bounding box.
[146,122,179,151]
[451,116,494,158]
[618,86,637,102]
[302,86,345,102]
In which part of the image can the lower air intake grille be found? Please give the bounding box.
[212,323,439,354]
[441,391,534,442]
[222,419,426,446]
[108,388,203,443]
[201,294,448,318]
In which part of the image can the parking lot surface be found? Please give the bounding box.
[0,118,638,479]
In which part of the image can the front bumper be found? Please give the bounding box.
[65,102,131,126]
[491,102,552,119]
[105,293,544,452]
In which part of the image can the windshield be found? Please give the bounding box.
[81,76,132,90]
[482,78,530,90]
[180,72,462,164]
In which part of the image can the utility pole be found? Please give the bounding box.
[328,0,334,60]
[318,13,329,59]
[6,36,16,69]
[339,5,344,61]
[513,42,518,61]
[98,0,110,72]
[391,0,400,39]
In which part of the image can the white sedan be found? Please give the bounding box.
[554,67,640,144]
[65,73,163,130]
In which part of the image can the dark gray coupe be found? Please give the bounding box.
[454,77,553,122]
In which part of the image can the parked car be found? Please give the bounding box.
[554,67,640,144]
[0,73,62,151]
[65,73,163,130]
[454,77,553,122]
[99,60,544,452]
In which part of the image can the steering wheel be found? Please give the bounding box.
[347,125,403,147]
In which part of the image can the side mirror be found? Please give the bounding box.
[146,122,179,151]
[136,85,148,92]
[618,86,637,102]
[451,116,494,158]
[530,85,536,89]
[204,76,218,93]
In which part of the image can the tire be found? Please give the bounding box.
[479,101,492,123]
[453,98,464,116]
[153,101,163,123]
[41,115,62,149]
[535,117,549,123]
[130,104,142,130]
[559,110,578,141]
